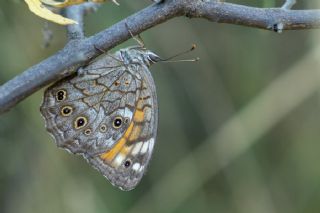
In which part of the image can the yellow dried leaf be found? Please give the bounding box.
[24,0,77,25]
[41,0,117,8]
[41,0,88,8]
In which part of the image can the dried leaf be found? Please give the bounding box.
[41,0,89,8]
[41,0,118,8]
[25,0,77,25]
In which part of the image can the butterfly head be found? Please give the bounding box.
[119,44,198,67]
[120,46,161,67]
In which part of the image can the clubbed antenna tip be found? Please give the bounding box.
[160,43,199,63]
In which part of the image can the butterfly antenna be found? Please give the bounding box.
[159,44,199,63]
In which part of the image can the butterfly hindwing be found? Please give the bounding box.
[86,62,158,191]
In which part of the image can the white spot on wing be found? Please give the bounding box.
[149,138,155,150]
[131,142,143,155]
[113,153,125,166]
[123,107,133,118]
[132,163,140,171]
[140,141,149,154]
[139,166,144,172]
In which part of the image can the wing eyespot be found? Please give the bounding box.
[84,128,92,136]
[56,89,67,101]
[124,159,132,168]
[60,106,73,116]
[112,116,123,129]
[99,124,107,133]
[74,116,88,129]
[124,117,130,124]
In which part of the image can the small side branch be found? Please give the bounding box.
[188,1,320,30]
[0,0,319,114]
[64,2,100,40]
[282,0,297,10]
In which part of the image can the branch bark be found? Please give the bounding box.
[0,0,319,114]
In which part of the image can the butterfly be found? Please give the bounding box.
[40,44,161,191]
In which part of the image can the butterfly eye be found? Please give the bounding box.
[60,106,73,116]
[113,117,123,129]
[148,52,161,63]
[74,116,88,129]
[124,159,132,168]
[56,89,67,101]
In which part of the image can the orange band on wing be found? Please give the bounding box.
[100,106,145,162]
[100,137,127,161]
[124,121,134,138]
[100,122,134,161]
[134,109,144,122]
[129,125,142,141]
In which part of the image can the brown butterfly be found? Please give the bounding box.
[40,45,160,190]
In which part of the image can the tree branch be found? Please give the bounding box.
[0,0,319,114]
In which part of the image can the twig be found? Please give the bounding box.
[0,0,319,114]
[64,2,100,40]
[282,0,297,10]
[42,21,53,48]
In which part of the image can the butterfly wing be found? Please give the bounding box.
[40,53,158,190]
[86,63,158,191]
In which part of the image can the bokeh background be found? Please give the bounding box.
[1,0,320,212]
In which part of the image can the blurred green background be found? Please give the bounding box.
[1,0,320,212]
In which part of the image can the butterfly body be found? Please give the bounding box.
[40,46,160,190]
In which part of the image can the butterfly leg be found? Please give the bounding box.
[94,44,107,54]
[124,22,145,48]
[152,0,164,3]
